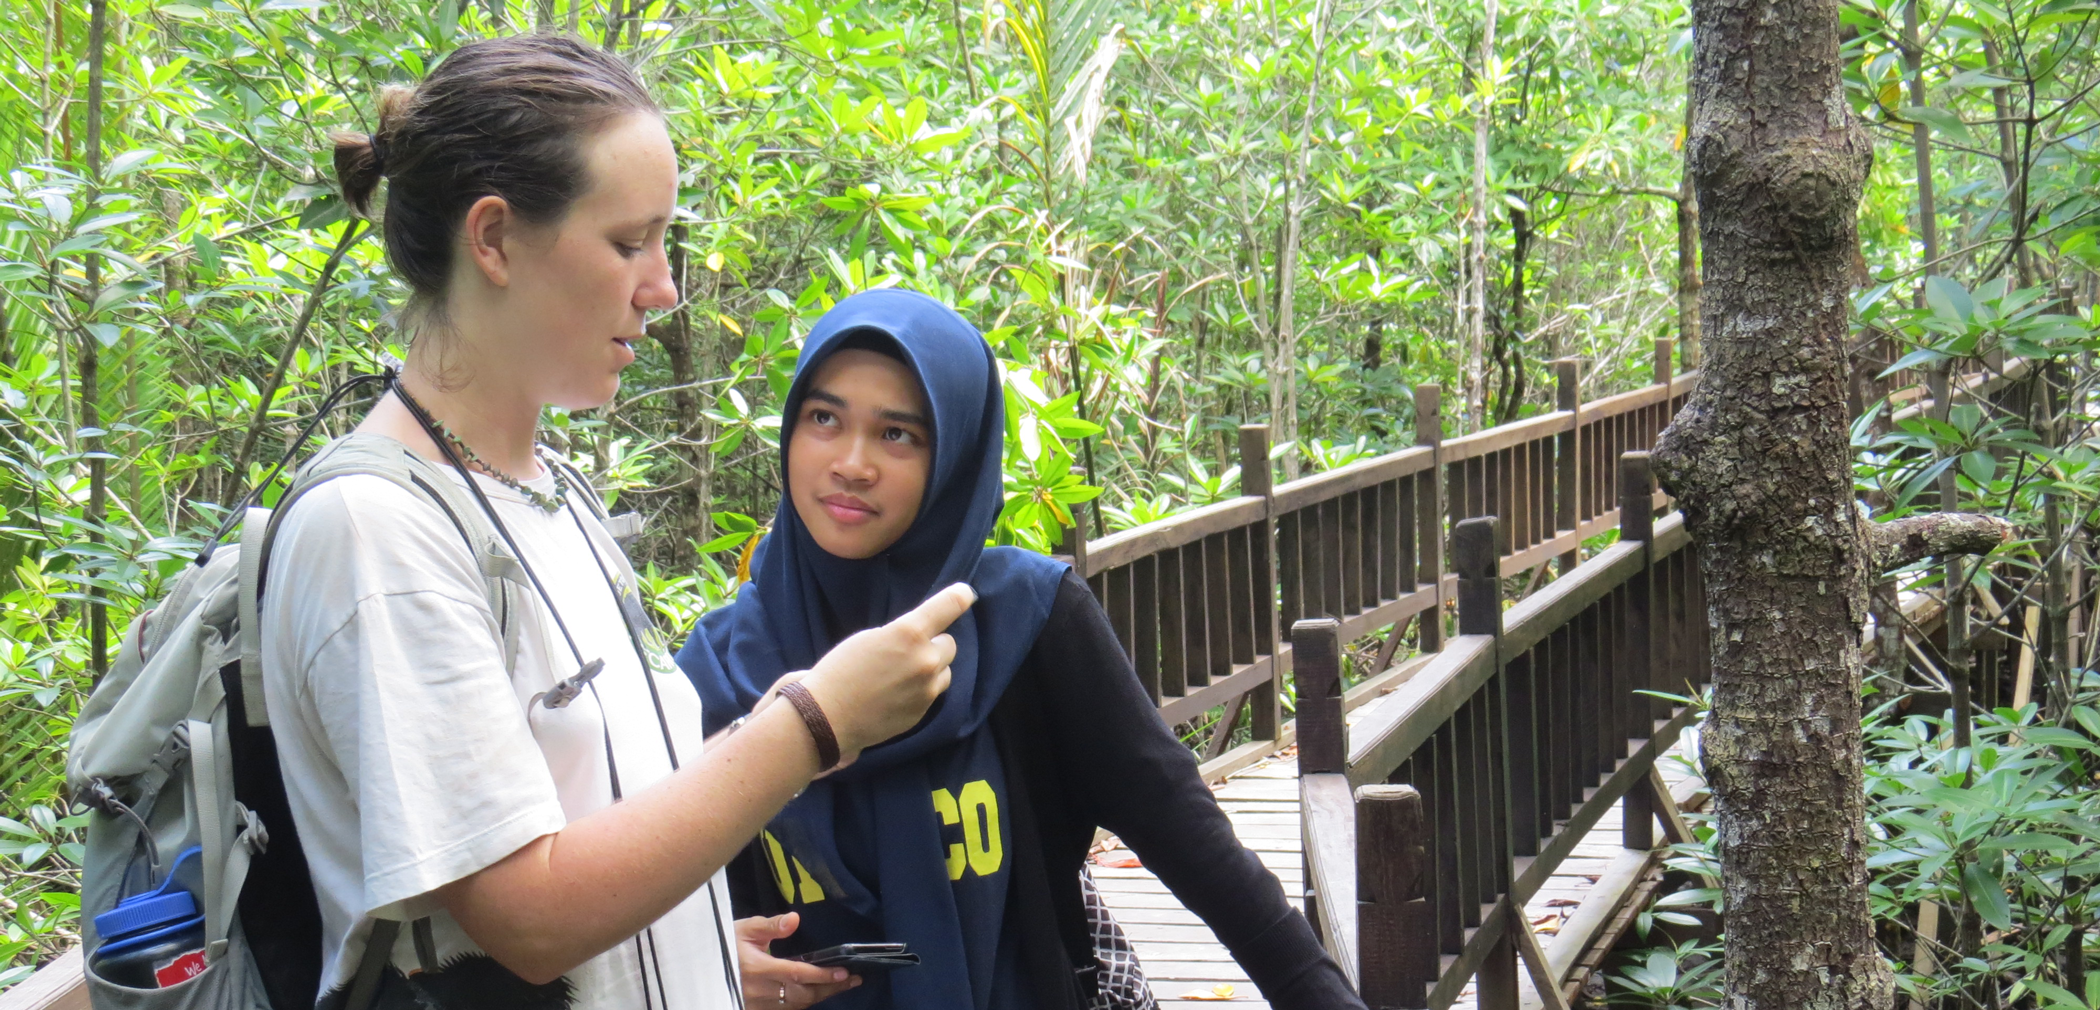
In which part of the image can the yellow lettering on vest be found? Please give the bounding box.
[931,788,966,880]
[961,780,1003,877]
[792,856,826,903]
[762,831,794,903]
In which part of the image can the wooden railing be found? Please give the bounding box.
[1066,339,1693,771]
[1296,454,1711,1009]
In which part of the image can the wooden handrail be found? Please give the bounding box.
[1299,443,1714,1009]
[1272,445,1434,513]
[1074,338,1694,779]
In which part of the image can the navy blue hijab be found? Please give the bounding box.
[678,289,1067,1009]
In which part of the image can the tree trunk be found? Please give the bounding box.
[1649,0,1892,1006]
[1271,0,1335,479]
[1492,203,1531,425]
[1677,91,1703,367]
[83,0,108,680]
[657,226,710,551]
[1465,0,1497,431]
[1902,0,1939,289]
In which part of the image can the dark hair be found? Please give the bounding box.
[330,34,659,327]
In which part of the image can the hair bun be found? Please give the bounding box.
[330,130,387,219]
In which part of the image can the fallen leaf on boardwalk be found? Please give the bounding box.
[1177,984,1237,1000]
[1531,913,1560,927]
[1093,852,1143,868]
[1544,898,1581,907]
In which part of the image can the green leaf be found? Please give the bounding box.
[2023,979,2084,1009]
[697,531,752,553]
[298,196,348,231]
[1899,106,1974,141]
[2022,726,2093,750]
[49,234,107,257]
[710,512,759,533]
[1960,449,1995,485]
[1924,275,1975,324]
[193,234,222,276]
[0,262,38,282]
[1962,862,2014,931]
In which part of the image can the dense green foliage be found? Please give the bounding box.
[0,0,2096,999]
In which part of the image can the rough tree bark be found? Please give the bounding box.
[1649,1,2002,1008]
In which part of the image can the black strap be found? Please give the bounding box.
[412,917,438,974]
[197,371,390,567]
[345,918,400,1010]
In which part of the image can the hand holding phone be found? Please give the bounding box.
[791,942,920,974]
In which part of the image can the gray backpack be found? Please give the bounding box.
[67,425,527,1010]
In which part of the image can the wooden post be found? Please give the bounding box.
[1060,503,1089,580]
[1618,452,1654,544]
[1477,925,1520,1010]
[1294,618,1345,775]
[1243,425,1282,743]
[1453,514,1518,1007]
[1296,616,1346,950]
[1653,337,1675,388]
[1455,517,1501,638]
[1240,423,1274,498]
[1357,784,1435,1009]
[1619,453,1660,797]
[1552,358,1581,574]
[1415,385,1446,652]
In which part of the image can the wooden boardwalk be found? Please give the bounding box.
[1094,728,1704,1009]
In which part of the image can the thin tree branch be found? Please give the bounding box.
[230,221,368,478]
[1866,509,2015,573]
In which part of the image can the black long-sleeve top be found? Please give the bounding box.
[989,571,1361,1009]
[730,571,1363,1009]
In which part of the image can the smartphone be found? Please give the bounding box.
[791,943,920,973]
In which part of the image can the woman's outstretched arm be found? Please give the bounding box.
[1024,571,1366,1010]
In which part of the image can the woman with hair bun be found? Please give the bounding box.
[262,34,971,1010]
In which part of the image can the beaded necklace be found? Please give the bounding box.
[394,384,568,513]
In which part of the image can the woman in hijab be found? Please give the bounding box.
[679,289,1362,1010]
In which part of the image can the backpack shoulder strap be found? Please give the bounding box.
[545,453,647,546]
[237,434,525,728]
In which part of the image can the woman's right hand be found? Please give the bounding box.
[801,582,975,763]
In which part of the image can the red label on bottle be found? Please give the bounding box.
[154,949,207,988]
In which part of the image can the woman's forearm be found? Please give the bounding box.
[437,702,819,983]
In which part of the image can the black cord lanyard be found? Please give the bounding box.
[391,376,744,1009]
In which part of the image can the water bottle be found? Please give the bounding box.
[90,847,209,989]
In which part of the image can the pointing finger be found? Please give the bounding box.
[894,583,976,639]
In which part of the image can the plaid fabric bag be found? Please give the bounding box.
[1080,868,1159,1010]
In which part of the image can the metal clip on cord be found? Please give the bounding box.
[538,658,606,709]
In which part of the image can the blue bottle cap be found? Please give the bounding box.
[94,888,198,941]
[95,846,203,942]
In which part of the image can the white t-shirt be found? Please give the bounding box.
[261,452,739,1010]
